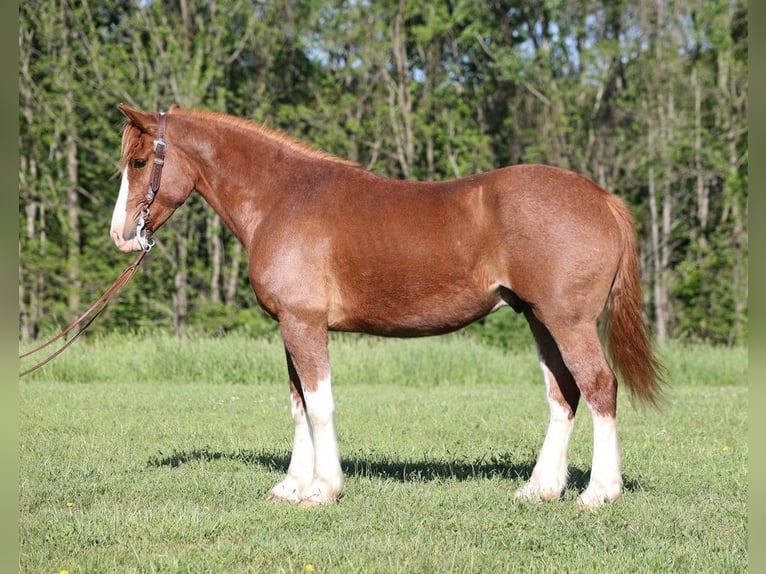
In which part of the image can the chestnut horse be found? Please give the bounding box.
[110,104,662,509]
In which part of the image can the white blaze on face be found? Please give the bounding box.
[110,168,141,252]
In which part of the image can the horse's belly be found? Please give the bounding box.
[327,282,503,337]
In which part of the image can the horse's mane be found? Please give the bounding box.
[119,108,362,170]
[179,108,361,168]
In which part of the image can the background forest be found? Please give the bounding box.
[18,0,748,347]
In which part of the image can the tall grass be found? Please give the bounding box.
[20,332,745,389]
[21,332,541,387]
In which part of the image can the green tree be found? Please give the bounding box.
[18,0,747,347]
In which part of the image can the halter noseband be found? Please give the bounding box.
[136,111,168,251]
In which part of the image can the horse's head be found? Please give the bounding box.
[110,104,196,252]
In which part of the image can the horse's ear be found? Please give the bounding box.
[117,103,157,134]
[168,103,181,112]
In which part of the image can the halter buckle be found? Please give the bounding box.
[153,137,168,154]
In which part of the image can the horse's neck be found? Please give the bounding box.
[176,114,323,245]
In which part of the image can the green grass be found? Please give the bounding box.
[20,332,543,386]
[19,335,747,573]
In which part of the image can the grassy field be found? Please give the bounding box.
[19,334,747,573]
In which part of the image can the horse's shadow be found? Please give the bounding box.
[146,448,644,492]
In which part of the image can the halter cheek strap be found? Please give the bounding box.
[148,112,168,202]
[137,111,168,251]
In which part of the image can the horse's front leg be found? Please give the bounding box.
[270,317,343,506]
[268,386,314,503]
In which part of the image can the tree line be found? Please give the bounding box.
[19,0,747,346]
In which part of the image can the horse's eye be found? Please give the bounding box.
[132,159,147,169]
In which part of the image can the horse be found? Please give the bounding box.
[110,104,663,509]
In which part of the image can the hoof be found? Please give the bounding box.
[576,494,610,510]
[297,490,339,508]
[295,478,342,508]
[577,482,621,510]
[267,493,298,504]
[269,477,341,507]
[268,476,309,503]
[298,497,325,509]
[514,481,563,503]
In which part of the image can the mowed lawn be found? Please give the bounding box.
[19,335,747,573]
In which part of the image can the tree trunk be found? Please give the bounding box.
[65,121,81,314]
[384,0,414,178]
[60,0,81,315]
[693,67,709,247]
[224,241,243,307]
[209,213,222,304]
[728,132,746,344]
[647,163,667,342]
[172,226,189,337]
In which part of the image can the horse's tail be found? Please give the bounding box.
[603,193,665,406]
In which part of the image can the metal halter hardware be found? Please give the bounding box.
[136,111,168,252]
[135,211,154,252]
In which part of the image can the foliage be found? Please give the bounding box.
[18,0,748,346]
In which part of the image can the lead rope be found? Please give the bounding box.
[19,250,147,377]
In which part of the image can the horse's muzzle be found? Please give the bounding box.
[111,229,143,252]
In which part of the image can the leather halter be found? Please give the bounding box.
[136,111,168,251]
[148,111,168,202]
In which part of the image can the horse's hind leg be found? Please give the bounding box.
[547,321,623,509]
[515,312,581,502]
